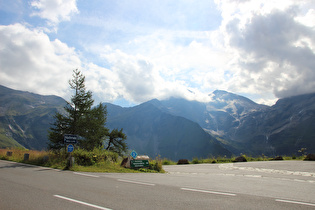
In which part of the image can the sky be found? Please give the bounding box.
[0,0,315,107]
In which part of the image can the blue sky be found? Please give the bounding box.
[1,0,315,106]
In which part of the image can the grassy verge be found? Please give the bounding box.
[162,154,306,165]
[0,148,164,173]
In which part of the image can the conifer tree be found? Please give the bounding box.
[106,128,127,156]
[48,69,108,151]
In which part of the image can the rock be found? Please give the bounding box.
[304,154,315,161]
[121,158,128,167]
[177,159,189,164]
[272,156,283,160]
[136,155,150,160]
[233,156,247,162]
[121,157,131,168]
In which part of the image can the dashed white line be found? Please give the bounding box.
[275,199,315,207]
[73,172,100,178]
[54,195,111,210]
[181,188,236,196]
[117,179,155,186]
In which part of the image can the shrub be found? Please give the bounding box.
[304,154,315,161]
[149,158,164,172]
[162,158,176,165]
[192,157,201,164]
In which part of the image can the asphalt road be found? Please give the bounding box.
[1,160,315,209]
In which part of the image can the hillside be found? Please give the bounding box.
[0,85,66,149]
[0,85,231,159]
[1,84,314,158]
[148,91,315,156]
[105,102,231,160]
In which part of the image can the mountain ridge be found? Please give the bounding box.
[1,84,314,158]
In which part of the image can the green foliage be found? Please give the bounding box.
[160,154,308,165]
[192,157,201,164]
[105,128,127,156]
[48,69,109,151]
[0,148,163,173]
[72,147,118,166]
[0,128,24,149]
[148,158,165,173]
[162,158,176,165]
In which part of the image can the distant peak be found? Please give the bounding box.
[212,90,229,96]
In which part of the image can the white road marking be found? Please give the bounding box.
[73,172,100,178]
[117,179,155,186]
[181,188,236,196]
[275,199,315,207]
[54,195,111,210]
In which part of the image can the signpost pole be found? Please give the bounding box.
[64,135,77,168]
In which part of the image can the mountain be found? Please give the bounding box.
[149,90,268,137]
[231,93,315,156]
[147,90,315,156]
[2,84,314,158]
[105,102,231,160]
[0,85,66,150]
[0,84,231,159]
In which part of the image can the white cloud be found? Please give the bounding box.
[31,0,78,28]
[214,0,315,100]
[2,0,314,107]
[0,24,81,99]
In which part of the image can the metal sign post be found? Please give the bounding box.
[64,134,77,168]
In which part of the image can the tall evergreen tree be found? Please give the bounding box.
[48,69,108,151]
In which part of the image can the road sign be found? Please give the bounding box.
[130,150,138,159]
[67,144,74,153]
[64,134,77,144]
[130,160,149,168]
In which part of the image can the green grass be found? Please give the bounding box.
[0,148,164,173]
[71,161,140,173]
[162,154,306,165]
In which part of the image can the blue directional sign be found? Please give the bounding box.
[67,144,74,153]
[130,150,138,159]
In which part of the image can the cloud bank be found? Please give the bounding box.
[0,0,314,106]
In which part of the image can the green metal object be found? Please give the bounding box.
[130,160,149,168]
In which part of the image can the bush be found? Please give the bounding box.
[72,147,119,166]
[162,158,176,165]
[304,154,315,161]
[149,158,164,172]
[192,157,201,164]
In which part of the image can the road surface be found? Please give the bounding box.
[1,160,315,209]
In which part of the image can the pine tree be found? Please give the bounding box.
[48,69,108,151]
[106,128,127,156]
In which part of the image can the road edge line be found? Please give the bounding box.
[275,199,315,207]
[54,195,111,210]
[117,179,155,186]
[181,187,236,196]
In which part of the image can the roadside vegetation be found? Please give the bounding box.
[0,70,165,173]
[162,154,307,165]
[0,148,164,173]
